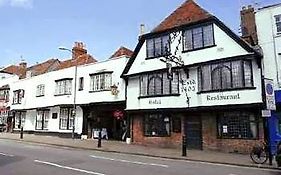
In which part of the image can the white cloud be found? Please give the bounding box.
[0,0,33,8]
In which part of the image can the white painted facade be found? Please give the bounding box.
[9,56,129,134]
[256,4,281,89]
[126,22,263,110]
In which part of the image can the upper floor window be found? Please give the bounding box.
[36,84,45,97]
[0,89,9,102]
[78,77,84,91]
[275,15,281,34]
[13,89,24,104]
[183,24,214,51]
[198,59,253,92]
[146,35,170,58]
[90,72,112,92]
[139,71,179,97]
[55,79,72,96]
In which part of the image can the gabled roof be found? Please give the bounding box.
[57,54,97,70]
[152,0,212,33]
[1,65,26,79]
[27,59,60,76]
[109,46,133,59]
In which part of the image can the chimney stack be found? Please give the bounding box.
[72,42,87,59]
[19,60,27,69]
[240,5,258,45]
[139,24,146,36]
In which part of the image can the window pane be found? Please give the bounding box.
[140,75,148,96]
[232,60,243,88]
[148,75,155,95]
[244,60,253,87]
[203,25,214,47]
[221,63,231,89]
[192,27,203,49]
[171,71,179,94]
[211,64,221,90]
[162,35,170,55]
[144,114,170,137]
[43,111,49,129]
[184,30,193,50]
[276,15,281,33]
[154,37,162,57]
[200,65,212,91]
[147,39,154,58]
[154,74,162,95]
[162,72,170,95]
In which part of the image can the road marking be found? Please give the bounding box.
[90,155,169,168]
[0,152,14,157]
[34,160,106,175]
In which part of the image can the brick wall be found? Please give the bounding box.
[132,114,182,148]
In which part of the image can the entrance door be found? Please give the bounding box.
[185,116,202,150]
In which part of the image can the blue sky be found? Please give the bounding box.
[0,0,280,67]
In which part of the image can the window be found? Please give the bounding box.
[146,35,170,58]
[275,15,281,34]
[172,116,181,133]
[79,77,84,91]
[36,110,49,130]
[13,89,24,104]
[183,24,214,51]
[144,113,171,137]
[0,89,9,102]
[36,84,45,97]
[14,111,26,129]
[140,71,179,97]
[59,108,74,130]
[90,73,112,92]
[217,112,258,139]
[198,59,253,92]
[55,79,72,95]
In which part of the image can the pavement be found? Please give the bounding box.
[0,132,280,170]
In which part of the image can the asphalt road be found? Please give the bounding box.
[0,139,279,175]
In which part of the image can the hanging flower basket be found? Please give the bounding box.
[113,110,124,120]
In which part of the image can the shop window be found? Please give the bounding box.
[55,79,72,96]
[59,108,74,130]
[36,110,49,130]
[198,59,253,92]
[183,24,214,51]
[144,113,170,137]
[217,112,258,139]
[90,72,112,92]
[14,112,26,129]
[146,35,170,58]
[139,71,179,97]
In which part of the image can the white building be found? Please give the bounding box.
[122,0,264,153]
[8,43,132,140]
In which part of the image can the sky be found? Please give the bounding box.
[0,0,280,67]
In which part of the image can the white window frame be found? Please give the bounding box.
[36,84,45,97]
[90,72,112,92]
[55,79,72,95]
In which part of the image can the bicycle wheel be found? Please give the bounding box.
[250,149,268,164]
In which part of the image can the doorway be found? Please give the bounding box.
[185,116,202,150]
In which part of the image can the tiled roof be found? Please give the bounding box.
[109,46,133,59]
[2,65,26,79]
[27,59,60,76]
[152,0,212,33]
[57,54,97,70]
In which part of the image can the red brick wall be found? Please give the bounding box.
[202,114,264,153]
[132,114,182,148]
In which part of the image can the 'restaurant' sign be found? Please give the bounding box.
[264,78,276,110]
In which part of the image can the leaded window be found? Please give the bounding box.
[183,24,214,51]
[217,112,258,139]
[139,71,179,97]
[55,79,72,95]
[144,113,171,137]
[90,73,112,92]
[146,35,170,58]
[198,59,253,91]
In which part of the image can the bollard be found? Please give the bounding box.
[182,135,187,156]
[97,130,101,148]
[20,126,23,139]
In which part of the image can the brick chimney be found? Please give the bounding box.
[71,42,87,59]
[240,5,258,45]
[19,60,27,69]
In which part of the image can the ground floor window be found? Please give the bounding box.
[14,111,26,129]
[36,110,49,130]
[59,108,74,130]
[144,113,170,137]
[217,112,258,139]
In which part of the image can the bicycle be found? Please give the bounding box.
[250,141,269,164]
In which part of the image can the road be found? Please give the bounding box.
[0,139,279,175]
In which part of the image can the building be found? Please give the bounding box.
[8,42,132,140]
[122,0,264,153]
[254,3,281,154]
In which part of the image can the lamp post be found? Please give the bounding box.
[59,46,77,139]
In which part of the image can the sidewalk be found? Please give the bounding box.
[0,132,279,170]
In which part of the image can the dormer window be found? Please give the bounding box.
[146,35,170,58]
[275,14,281,34]
[183,24,214,51]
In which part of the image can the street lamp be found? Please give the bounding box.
[59,46,78,139]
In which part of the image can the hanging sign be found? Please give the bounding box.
[264,79,276,110]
